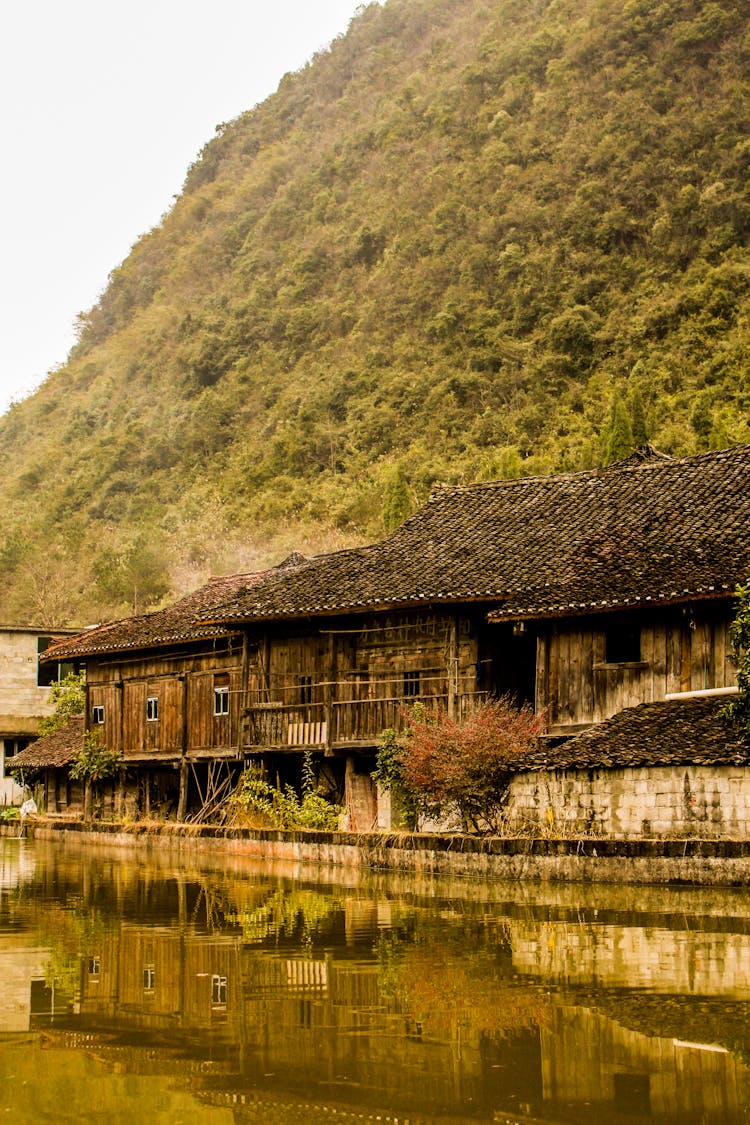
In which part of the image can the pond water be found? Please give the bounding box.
[0,838,749,1124]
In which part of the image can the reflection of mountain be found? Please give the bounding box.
[3,842,750,1121]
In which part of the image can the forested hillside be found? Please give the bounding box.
[2,0,749,625]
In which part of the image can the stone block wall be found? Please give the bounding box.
[507,765,750,838]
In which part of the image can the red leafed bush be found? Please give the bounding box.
[398,698,543,834]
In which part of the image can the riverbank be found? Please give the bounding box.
[8,818,750,886]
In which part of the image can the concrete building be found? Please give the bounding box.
[0,627,77,804]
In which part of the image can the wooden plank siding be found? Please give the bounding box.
[83,603,737,757]
[246,611,482,749]
[548,604,736,732]
[85,642,243,759]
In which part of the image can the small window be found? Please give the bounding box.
[87,957,101,976]
[298,675,313,704]
[143,965,156,992]
[212,974,227,1007]
[214,687,229,716]
[92,705,105,725]
[605,623,641,664]
[146,696,159,722]
[37,637,76,687]
[403,670,420,697]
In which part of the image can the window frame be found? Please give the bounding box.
[604,623,642,665]
[211,973,227,1007]
[403,670,421,698]
[146,695,159,723]
[213,686,230,716]
[92,705,105,725]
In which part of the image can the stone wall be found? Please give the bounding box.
[22,820,750,886]
[507,765,750,839]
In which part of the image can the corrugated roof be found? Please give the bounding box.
[206,445,750,624]
[11,717,84,769]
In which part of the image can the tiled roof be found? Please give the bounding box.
[11,717,84,769]
[40,570,276,662]
[206,445,750,624]
[522,697,749,772]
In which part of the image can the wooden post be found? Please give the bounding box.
[325,630,335,751]
[178,673,189,822]
[177,759,189,822]
[535,631,548,722]
[261,632,271,701]
[447,615,459,719]
[115,769,125,819]
[83,778,93,822]
[239,632,250,758]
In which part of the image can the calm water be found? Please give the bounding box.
[0,839,749,1124]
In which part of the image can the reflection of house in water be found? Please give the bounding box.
[52,894,750,1123]
[0,933,54,1032]
[543,1001,750,1122]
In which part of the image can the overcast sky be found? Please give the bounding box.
[0,0,366,416]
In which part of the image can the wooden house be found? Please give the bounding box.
[10,717,85,816]
[41,445,750,826]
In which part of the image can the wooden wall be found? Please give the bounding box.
[538,603,736,732]
[246,611,485,746]
[248,612,480,704]
[86,640,243,758]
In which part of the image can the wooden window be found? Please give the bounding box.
[211,974,227,1007]
[143,965,155,992]
[146,696,159,722]
[92,705,105,725]
[214,687,229,716]
[605,624,641,664]
[298,675,313,704]
[403,670,420,697]
[87,957,100,977]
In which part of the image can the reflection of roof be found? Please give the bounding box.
[12,717,83,769]
[41,557,308,661]
[205,445,750,624]
[565,986,750,1058]
[524,697,748,772]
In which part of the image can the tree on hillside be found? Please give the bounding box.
[603,394,635,465]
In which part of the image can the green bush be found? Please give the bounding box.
[724,582,750,745]
[228,751,341,830]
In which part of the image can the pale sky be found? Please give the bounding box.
[0,0,367,416]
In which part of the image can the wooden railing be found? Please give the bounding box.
[246,703,327,747]
[245,691,490,749]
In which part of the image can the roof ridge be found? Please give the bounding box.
[426,443,750,500]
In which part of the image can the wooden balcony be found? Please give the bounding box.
[244,691,490,750]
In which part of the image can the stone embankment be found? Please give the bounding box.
[7,819,750,886]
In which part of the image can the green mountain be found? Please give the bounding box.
[2,0,750,625]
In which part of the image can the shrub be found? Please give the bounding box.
[228,751,341,830]
[39,672,86,735]
[724,582,750,744]
[377,698,543,834]
[69,731,122,783]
